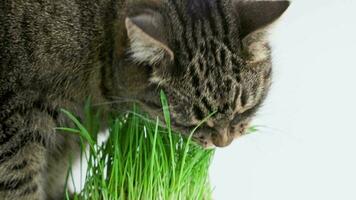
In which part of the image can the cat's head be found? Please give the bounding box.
[113,0,290,148]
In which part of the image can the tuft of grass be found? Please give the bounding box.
[59,91,215,200]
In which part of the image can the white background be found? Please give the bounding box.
[210,0,356,199]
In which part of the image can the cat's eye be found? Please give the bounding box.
[231,106,257,126]
[240,90,248,107]
[231,115,241,125]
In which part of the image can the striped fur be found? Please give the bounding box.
[0,0,125,199]
[123,0,289,147]
[0,0,289,198]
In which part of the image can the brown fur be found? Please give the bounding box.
[0,0,289,199]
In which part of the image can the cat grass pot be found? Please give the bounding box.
[0,0,289,199]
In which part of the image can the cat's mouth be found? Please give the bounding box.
[138,100,216,149]
[169,121,216,149]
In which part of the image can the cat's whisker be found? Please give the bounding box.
[251,125,286,134]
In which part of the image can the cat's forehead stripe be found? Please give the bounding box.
[167,0,237,58]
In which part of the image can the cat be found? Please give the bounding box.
[0,0,289,199]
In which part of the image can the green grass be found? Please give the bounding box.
[59,91,215,200]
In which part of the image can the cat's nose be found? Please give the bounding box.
[193,126,234,148]
[211,127,234,147]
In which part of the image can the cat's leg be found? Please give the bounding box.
[0,110,55,200]
[45,133,80,200]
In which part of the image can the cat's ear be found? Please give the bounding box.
[233,0,290,38]
[125,13,174,65]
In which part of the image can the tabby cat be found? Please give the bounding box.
[0,0,289,199]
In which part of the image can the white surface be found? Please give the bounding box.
[210,1,356,200]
